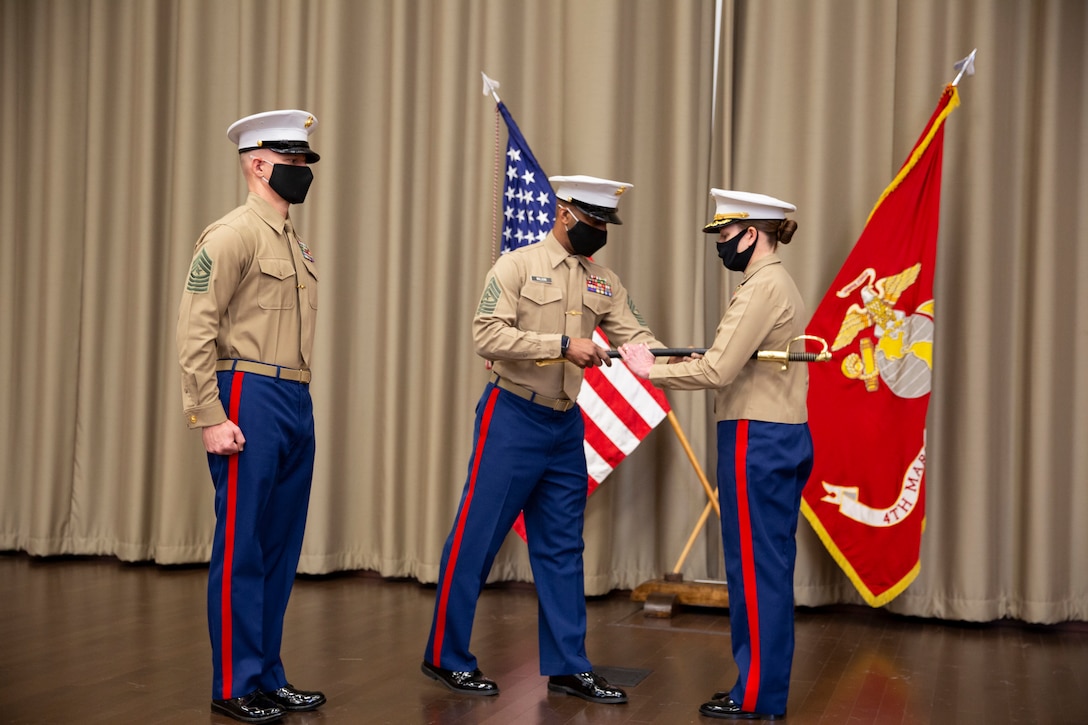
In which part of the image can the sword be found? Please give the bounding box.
[536,335,831,368]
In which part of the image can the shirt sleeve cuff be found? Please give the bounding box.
[184,402,227,430]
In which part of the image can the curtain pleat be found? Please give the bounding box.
[1,0,1085,624]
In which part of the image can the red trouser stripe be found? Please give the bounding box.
[221,371,245,699]
[431,387,500,667]
[735,420,762,711]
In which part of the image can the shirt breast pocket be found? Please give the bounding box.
[519,282,564,331]
[583,291,612,323]
[257,257,297,310]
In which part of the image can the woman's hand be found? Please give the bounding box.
[618,343,655,379]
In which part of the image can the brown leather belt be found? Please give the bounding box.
[216,359,311,384]
[489,372,575,412]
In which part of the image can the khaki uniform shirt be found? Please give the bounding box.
[475,233,662,400]
[649,253,808,424]
[177,192,318,429]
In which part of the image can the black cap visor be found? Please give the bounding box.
[239,140,320,164]
[568,198,622,225]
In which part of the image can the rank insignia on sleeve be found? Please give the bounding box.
[478,276,501,315]
[586,275,613,297]
[186,248,213,293]
[298,240,315,263]
[628,294,647,326]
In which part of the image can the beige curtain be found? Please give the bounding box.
[1,0,1085,624]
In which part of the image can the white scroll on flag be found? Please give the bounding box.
[482,75,671,541]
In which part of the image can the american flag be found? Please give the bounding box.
[497,103,555,252]
[493,102,671,540]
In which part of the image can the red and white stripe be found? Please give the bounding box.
[580,329,670,493]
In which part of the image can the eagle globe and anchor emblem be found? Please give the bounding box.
[819,263,932,527]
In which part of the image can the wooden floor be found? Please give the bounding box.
[2,553,1086,724]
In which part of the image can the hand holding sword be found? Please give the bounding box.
[562,335,614,369]
[617,342,662,378]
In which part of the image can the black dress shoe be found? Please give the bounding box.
[547,671,628,704]
[421,660,500,696]
[699,693,784,720]
[266,683,326,711]
[211,691,285,723]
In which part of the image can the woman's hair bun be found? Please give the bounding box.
[777,219,798,244]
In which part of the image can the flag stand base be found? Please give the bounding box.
[630,573,728,617]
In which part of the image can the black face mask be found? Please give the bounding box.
[266,163,314,205]
[716,228,755,271]
[567,220,608,257]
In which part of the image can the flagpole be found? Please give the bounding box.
[481,71,501,103]
[665,409,724,577]
[672,498,716,574]
[666,411,720,518]
[951,48,977,87]
[482,72,503,264]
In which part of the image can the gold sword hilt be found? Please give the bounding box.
[754,335,832,370]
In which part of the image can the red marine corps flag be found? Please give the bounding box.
[802,82,962,606]
[481,74,671,541]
